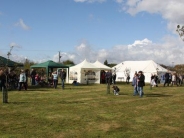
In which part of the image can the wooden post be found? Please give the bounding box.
[106,78,110,94]
[2,86,8,103]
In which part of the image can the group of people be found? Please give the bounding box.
[30,68,67,89]
[112,71,145,97]
[0,68,67,91]
[132,71,145,98]
[0,68,29,91]
[164,72,183,87]
[1,66,183,97]
[51,69,66,89]
[102,70,116,84]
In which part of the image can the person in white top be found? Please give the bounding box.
[52,71,58,89]
[171,73,178,86]
[18,70,27,91]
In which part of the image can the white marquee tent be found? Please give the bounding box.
[69,59,100,84]
[112,60,168,83]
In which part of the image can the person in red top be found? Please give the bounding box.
[35,73,40,85]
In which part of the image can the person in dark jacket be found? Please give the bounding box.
[137,71,145,97]
[30,69,36,85]
[105,70,112,84]
[0,68,5,89]
[164,72,170,87]
[60,69,66,89]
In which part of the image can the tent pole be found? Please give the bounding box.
[107,78,110,94]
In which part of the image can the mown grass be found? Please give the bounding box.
[0,83,184,138]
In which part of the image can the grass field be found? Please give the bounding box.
[0,83,184,138]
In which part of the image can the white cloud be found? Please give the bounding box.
[128,38,152,49]
[51,37,184,66]
[15,18,31,30]
[122,0,184,32]
[115,0,124,4]
[74,0,106,3]
[3,36,184,66]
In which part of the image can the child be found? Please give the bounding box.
[112,85,120,95]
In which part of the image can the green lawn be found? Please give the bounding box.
[0,83,184,138]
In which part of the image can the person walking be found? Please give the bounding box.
[137,71,145,98]
[150,74,156,87]
[60,69,66,89]
[164,72,170,87]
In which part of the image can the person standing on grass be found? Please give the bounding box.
[60,69,66,89]
[171,73,178,86]
[112,72,116,84]
[18,70,27,91]
[30,69,36,85]
[132,73,138,96]
[0,68,5,89]
[164,71,170,87]
[105,70,112,84]
[126,75,130,84]
[25,69,29,89]
[137,71,145,98]
[52,71,58,89]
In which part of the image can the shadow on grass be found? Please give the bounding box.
[7,102,30,105]
[27,85,54,91]
[66,87,91,90]
[28,89,52,91]
[145,93,173,97]
[114,93,129,96]
[58,100,85,104]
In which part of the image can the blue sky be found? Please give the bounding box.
[0,0,184,65]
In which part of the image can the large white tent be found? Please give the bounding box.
[112,60,168,83]
[69,59,100,84]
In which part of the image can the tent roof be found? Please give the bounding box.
[30,60,68,68]
[0,56,23,67]
[92,60,112,70]
[70,59,98,69]
[113,60,168,73]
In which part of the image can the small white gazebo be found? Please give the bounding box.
[92,60,112,70]
[69,59,100,84]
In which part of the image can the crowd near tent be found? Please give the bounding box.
[92,60,112,83]
[112,60,168,83]
[0,56,23,67]
[69,59,101,84]
[30,60,69,82]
